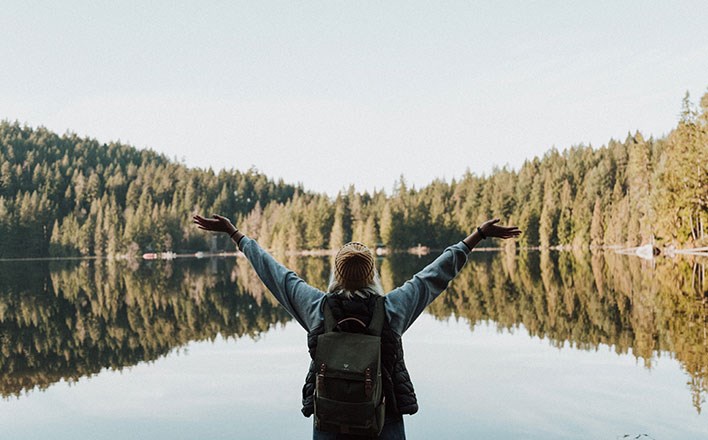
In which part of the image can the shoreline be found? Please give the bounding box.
[1,244,706,262]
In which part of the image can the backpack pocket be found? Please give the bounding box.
[314,395,385,435]
[317,370,373,402]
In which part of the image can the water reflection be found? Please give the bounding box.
[433,250,708,413]
[0,251,706,412]
[0,258,291,398]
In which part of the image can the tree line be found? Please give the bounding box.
[0,90,706,258]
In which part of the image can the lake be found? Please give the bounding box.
[1,249,706,439]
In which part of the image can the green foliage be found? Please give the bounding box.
[0,122,300,257]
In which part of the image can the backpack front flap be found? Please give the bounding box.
[313,296,385,435]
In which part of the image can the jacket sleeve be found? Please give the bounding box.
[238,237,325,332]
[384,242,470,336]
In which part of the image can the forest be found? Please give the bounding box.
[0,90,706,258]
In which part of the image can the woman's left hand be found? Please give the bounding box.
[479,218,522,239]
[192,214,238,235]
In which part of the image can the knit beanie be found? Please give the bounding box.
[334,242,375,291]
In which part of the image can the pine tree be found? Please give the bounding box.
[379,203,393,248]
[362,214,378,248]
[590,198,604,247]
[539,173,558,248]
[329,202,346,250]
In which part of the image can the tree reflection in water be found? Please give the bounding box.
[0,251,705,412]
[426,250,707,414]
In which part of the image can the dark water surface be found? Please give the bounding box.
[1,250,706,439]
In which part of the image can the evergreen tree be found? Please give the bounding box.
[590,198,604,247]
[329,201,346,250]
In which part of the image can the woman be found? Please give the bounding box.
[193,214,521,439]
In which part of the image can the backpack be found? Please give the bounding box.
[313,295,386,436]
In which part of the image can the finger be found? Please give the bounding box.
[499,229,521,237]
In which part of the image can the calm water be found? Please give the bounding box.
[0,250,706,439]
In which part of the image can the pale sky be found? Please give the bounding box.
[2,1,707,195]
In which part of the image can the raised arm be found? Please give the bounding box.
[193,214,325,331]
[385,218,521,335]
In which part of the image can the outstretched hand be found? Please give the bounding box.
[479,218,522,239]
[192,214,238,236]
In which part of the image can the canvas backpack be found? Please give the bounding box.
[313,295,386,436]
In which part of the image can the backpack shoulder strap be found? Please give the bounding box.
[323,297,337,333]
[323,294,385,335]
[366,296,385,336]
